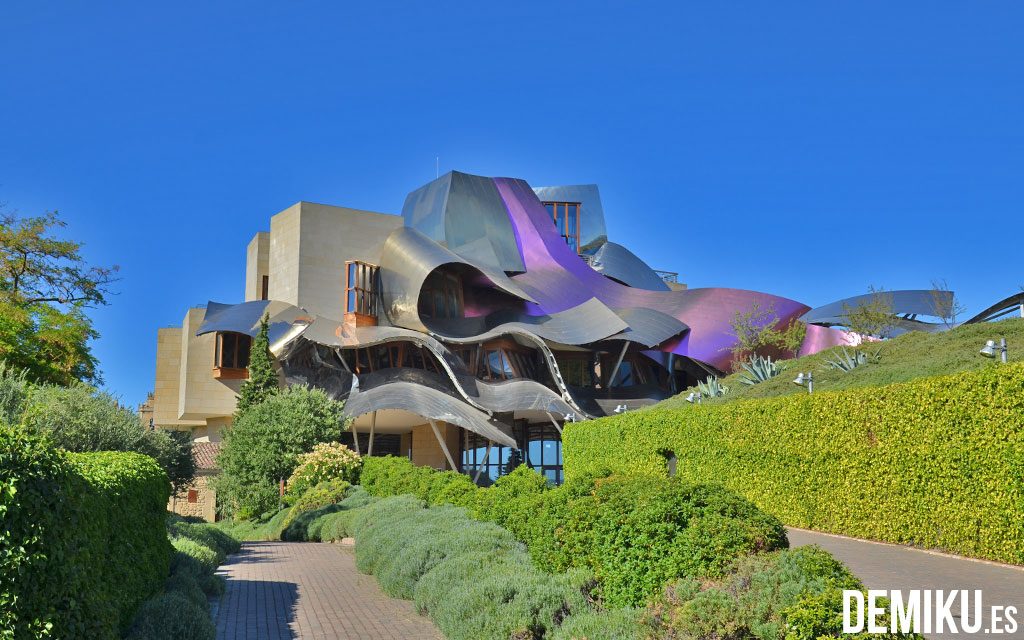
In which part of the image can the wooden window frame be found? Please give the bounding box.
[345,261,380,318]
[213,332,252,379]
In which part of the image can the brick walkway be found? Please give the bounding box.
[215,541,442,640]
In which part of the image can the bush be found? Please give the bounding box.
[0,361,28,425]
[172,537,221,575]
[361,456,786,607]
[646,546,920,640]
[129,514,241,640]
[563,363,1024,564]
[20,382,194,489]
[550,607,645,640]
[305,487,377,541]
[285,442,362,500]
[215,385,348,517]
[349,496,594,639]
[281,479,351,540]
[167,513,241,557]
[0,424,171,639]
[124,591,215,640]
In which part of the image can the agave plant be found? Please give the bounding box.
[738,354,784,385]
[824,347,880,373]
[697,376,729,398]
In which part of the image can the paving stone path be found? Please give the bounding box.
[215,541,442,640]
[789,527,1024,639]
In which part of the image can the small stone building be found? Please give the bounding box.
[168,441,221,522]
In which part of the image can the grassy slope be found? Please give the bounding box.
[659,316,1024,409]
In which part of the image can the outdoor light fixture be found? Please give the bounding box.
[980,338,1008,363]
[685,392,702,404]
[614,404,628,413]
[565,412,577,423]
[793,371,814,394]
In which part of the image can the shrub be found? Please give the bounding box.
[1,425,171,639]
[550,607,645,640]
[167,514,241,557]
[129,513,241,640]
[286,486,375,542]
[563,363,1024,564]
[0,361,28,425]
[349,496,594,640]
[281,479,351,539]
[124,591,215,640]
[645,546,920,640]
[215,385,349,517]
[20,382,194,489]
[285,442,361,501]
[361,456,786,607]
[565,476,787,606]
[172,537,221,575]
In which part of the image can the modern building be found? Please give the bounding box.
[150,170,957,486]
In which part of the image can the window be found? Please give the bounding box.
[260,275,269,301]
[187,489,199,503]
[345,261,379,316]
[542,202,582,254]
[215,332,252,370]
[420,271,463,320]
[555,353,591,387]
[471,340,536,381]
[462,433,519,484]
[525,424,563,485]
[462,423,563,485]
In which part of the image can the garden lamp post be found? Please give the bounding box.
[793,371,813,394]
[980,338,1008,363]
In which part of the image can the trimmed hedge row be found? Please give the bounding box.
[350,495,594,639]
[360,457,787,606]
[126,515,242,640]
[1,425,171,639]
[563,362,1024,564]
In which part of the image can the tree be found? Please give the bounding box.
[930,279,966,329]
[19,382,195,490]
[215,385,349,518]
[727,303,807,366]
[235,313,278,414]
[0,210,118,385]
[842,287,897,340]
[139,428,196,496]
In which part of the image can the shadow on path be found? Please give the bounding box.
[215,541,441,640]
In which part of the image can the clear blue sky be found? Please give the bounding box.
[1,2,1022,407]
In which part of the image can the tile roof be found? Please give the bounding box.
[192,441,222,471]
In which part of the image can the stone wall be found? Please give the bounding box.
[169,474,217,522]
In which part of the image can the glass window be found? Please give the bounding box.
[421,270,464,320]
[215,332,252,369]
[345,261,379,317]
[541,201,582,254]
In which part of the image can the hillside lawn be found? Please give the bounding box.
[660,316,1024,408]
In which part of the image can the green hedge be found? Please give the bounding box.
[563,363,1024,564]
[0,425,171,639]
[126,515,241,640]
[360,457,786,606]
[351,495,593,639]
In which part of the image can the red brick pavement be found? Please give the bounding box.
[215,541,442,640]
